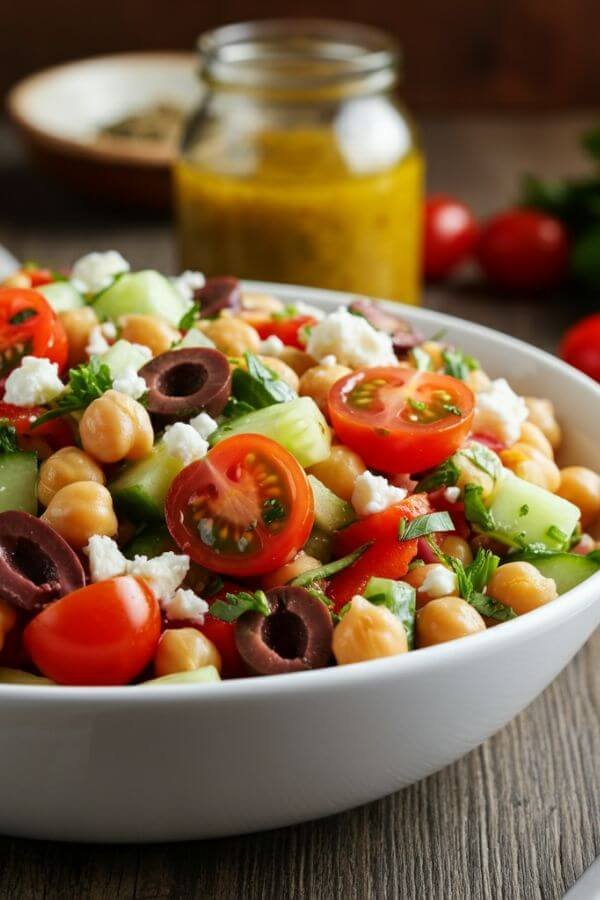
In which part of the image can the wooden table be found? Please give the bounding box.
[0,113,598,900]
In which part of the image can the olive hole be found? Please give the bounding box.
[262,611,308,660]
[158,363,206,397]
[2,538,59,587]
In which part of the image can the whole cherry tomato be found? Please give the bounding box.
[254,315,317,349]
[24,576,161,686]
[0,288,68,374]
[559,314,600,382]
[476,209,569,291]
[423,195,478,280]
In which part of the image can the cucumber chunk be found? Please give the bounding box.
[177,328,216,349]
[509,550,600,594]
[364,577,416,649]
[0,452,37,514]
[110,444,183,521]
[100,339,151,379]
[123,524,176,560]
[141,666,221,686]
[211,397,331,468]
[37,281,85,312]
[489,472,580,550]
[308,475,355,532]
[93,270,190,327]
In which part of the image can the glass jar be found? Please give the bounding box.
[174,20,423,304]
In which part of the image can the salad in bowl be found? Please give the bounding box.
[0,252,598,688]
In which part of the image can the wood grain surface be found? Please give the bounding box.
[0,113,598,900]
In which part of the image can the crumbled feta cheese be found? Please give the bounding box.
[100,321,117,340]
[351,471,408,516]
[86,326,110,356]
[84,535,127,582]
[71,251,129,295]
[4,356,64,406]
[188,411,218,440]
[112,366,147,400]
[162,588,209,625]
[259,335,285,356]
[130,342,153,363]
[306,307,397,368]
[320,354,337,368]
[127,552,190,601]
[163,422,209,465]
[444,486,461,503]
[472,378,528,446]
[171,270,205,303]
[420,564,458,598]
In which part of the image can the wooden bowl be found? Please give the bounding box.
[7,52,199,210]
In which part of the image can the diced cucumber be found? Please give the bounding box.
[364,577,416,649]
[0,452,37,514]
[0,667,54,686]
[509,550,600,594]
[100,339,151,379]
[308,475,355,532]
[489,472,580,550]
[37,281,85,312]
[303,527,333,562]
[177,328,216,349]
[123,524,176,559]
[93,270,190,327]
[141,666,221,686]
[110,444,183,521]
[211,397,331,468]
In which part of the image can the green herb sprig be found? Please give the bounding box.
[209,590,271,623]
[290,544,372,587]
[397,511,454,542]
[32,357,112,428]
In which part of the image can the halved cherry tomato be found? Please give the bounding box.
[166,434,315,577]
[24,576,161,686]
[0,401,74,451]
[328,493,430,610]
[0,288,68,374]
[254,315,317,349]
[329,367,475,474]
[559,313,600,382]
[22,266,54,288]
[198,581,246,678]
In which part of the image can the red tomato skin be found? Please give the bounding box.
[24,576,161,686]
[0,288,68,372]
[24,268,54,288]
[255,315,317,349]
[424,195,479,280]
[201,616,246,678]
[328,494,430,610]
[0,401,74,450]
[559,314,600,382]
[476,209,569,291]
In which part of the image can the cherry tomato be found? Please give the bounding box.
[0,288,68,374]
[166,434,315,577]
[559,314,600,382]
[254,315,317,349]
[329,367,475,474]
[423,194,479,280]
[476,209,569,291]
[0,401,74,451]
[22,267,54,288]
[24,576,161,686]
[328,493,430,610]
[198,581,246,678]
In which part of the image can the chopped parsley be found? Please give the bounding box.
[230,352,296,410]
[178,302,200,332]
[32,356,112,428]
[428,542,516,622]
[546,524,569,548]
[0,421,19,454]
[398,511,454,541]
[463,484,496,531]
[209,590,271,623]
[519,504,530,517]
[416,458,460,493]
[441,348,479,381]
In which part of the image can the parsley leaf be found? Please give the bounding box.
[178,303,200,332]
[209,590,271,623]
[262,497,287,525]
[416,458,460,493]
[411,346,432,372]
[463,484,496,531]
[546,524,569,548]
[427,542,515,622]
[364,577,416,648]
[397,511,454,541]
[230,352,296,410]
[441,348,480,380]
[468,591,517,622]
[32,356,112,428]
[0,421,19,454]
[290,543,372,587]
[272,304,299,321]
[465,546,500,592]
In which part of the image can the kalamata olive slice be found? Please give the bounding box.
[196,276,242,319]
[140,347,232,422]
[235,586,333,676]
[0,511,85,612]
[392,330,426,357]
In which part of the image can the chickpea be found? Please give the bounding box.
[41,481,118,549]
[404,563,458,609]
[262,552,321,589]
[119,314,180,356]
[258,356,299,391]
[519,421,554,459]
[278,347,317,377]
[240,291,284,323]
[154,628,221,677]
[198,315,260,356]
[59,307,99,367]
[80,389,153,463]
[332,595,408,665]
[308,444,366,502]
[500,442,560,492]
[524,397,561,449]
[0,598,16,652]
[3,271,31,289]
[454,444,500,500]
[439,535,473,566]
[299,363,352,415]
[487,561,557,615]
[557,466,600,527]
[38,446,105,507]
[416,596,486,648]
[465,368,491,393]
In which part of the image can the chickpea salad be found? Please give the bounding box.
[0,253,597,687]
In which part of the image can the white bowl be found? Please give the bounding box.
[1,283,599,843]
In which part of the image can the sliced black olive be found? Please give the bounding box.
[196,276,242,319]
[392,330,426,358]
[140,347,232,422]
[0,511,85,612]
[348,298,424,358]
[235,586,333,676]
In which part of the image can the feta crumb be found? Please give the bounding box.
[306,307,397,368]
[163,422,209,465]
[84,535,127,582]
[4,356,64,406]
[86,326,110,356]
[351,470,408,517]
[130,342,153,363]
[320,354,337,368]
[127,552,190,601]
[444,486,461,503]
[162,588,209,625]
[100,321,117,340]
[472,378,528,447]
[71,251,129,295]
[420,564,458,598]
[171,270,205,303]
[259,335,285,356]
[188,411,218,440]
[112,366,147,400]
